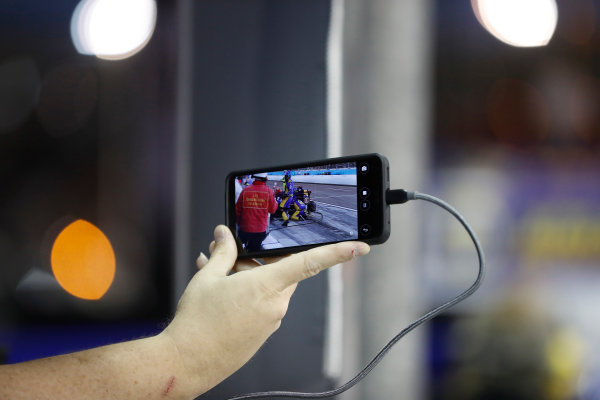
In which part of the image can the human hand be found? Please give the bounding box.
[162,225,369,396]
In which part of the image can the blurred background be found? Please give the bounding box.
[1,0,600,399]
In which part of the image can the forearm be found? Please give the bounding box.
[0,226,369,400]
[0,333,209,400]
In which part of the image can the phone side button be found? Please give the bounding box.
[360,200,370,211]
[359,224,371,236]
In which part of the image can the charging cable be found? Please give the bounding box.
[227,189,485,399]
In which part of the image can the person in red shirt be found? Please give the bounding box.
[235,172,278,251]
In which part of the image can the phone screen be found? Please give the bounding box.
[227,154,389,257]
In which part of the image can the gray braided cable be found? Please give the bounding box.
[226,191,485,400]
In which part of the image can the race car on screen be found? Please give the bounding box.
[272,186,317,225]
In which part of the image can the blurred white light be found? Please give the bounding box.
[71,0,157,60]
[472,0,558,47]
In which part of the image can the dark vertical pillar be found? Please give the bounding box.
[181,1,333,397]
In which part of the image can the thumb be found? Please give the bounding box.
[202,225,238,276]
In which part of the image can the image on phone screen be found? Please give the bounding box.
[232,161,358,253]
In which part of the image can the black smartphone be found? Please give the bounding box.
[226,153,390,258]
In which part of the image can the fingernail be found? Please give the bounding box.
[197,252,209,269]
[353,243,370,257]
[215,225,226,243]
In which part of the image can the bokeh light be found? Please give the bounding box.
[472,0,558,47]
[0,57,40,134]
[36,63,98,137]
[568,75,600,145]
[487,78,550,148]
[51,219,116,300]
[71,0,157,60]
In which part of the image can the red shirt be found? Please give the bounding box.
[235,181,278,233]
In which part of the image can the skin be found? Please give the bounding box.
[0,225,370,400]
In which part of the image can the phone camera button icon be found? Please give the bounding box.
[360,224,371,236]
[360,187,371,198]
[360,200,370,211]
[359,163,369,174]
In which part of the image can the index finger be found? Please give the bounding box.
[257,241,370,291]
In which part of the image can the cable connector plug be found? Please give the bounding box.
[386,189,415,205]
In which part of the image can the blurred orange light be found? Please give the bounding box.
[51,219,115,300]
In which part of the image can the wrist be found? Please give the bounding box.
[159,323,223,397]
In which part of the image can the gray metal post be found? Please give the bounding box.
[340,0,432,398]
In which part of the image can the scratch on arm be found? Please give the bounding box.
[161,376,176,398]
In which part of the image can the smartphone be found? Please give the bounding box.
[226,153,390,258]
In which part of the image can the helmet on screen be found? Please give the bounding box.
[253,172,268,181]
